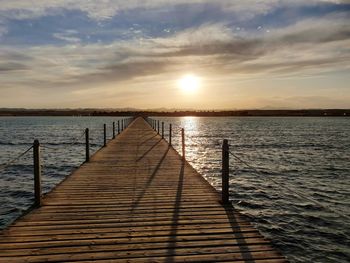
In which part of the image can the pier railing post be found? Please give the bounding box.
[118,120,120,134]
[181,128,185,160]
[162,122,164,139]
[33,139,42,207]
[85,128,90,162]
[113,122,115,139]
[169,124,172,146]
[222,139,229,204]
[103,124,107,147]
[157,120,160,134]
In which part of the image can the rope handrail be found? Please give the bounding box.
[41,130,86,149]
[0,145,33,173]
[174,126,183,133]
[1,129,87,172]
[227,149,350,221]
[69,130,86,145]
[170,123,184,130]
[41,144,57,151]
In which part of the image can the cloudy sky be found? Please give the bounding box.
[0,0,349,109]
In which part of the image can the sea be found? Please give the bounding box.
[0,116,349,263]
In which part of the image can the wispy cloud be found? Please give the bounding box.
[53,29,81,43]
[0,0,347,21]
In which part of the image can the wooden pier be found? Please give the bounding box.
[0,117,287,262]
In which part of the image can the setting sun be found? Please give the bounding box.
[178,74,201,93]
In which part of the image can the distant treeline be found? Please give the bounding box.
[0,109,349,117]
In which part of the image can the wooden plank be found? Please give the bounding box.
[0,117,287,262]
[0,250,285,263]
[0,240,273,256]
[74,257,287,263]
[0,234,266,249]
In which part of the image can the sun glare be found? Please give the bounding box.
[178,74,201,93]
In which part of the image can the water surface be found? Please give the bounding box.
[0,116,349,263]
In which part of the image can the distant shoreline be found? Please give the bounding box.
[0,109,349,117]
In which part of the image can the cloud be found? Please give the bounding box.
[144,14,350,76]
[0,10,349,93]
[0,23,7,37]
[53,30,81,43]
[0,0,347,21]
[0,62,28,72]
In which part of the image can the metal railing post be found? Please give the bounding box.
[85,128,90,162]
[103,124,107,147]
[33,139,42,207]
[162,122,164,139]
[222,139,229,204]
[169,124,172,146]
[181,128,185,160]
[118,120,120,134]
[113,122,115,139]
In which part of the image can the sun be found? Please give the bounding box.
[178,74,201,93]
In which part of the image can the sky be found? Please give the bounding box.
[0,0,349,110]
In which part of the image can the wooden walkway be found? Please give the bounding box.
[0,117,287,262]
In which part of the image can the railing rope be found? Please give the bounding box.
[33,139,42,207]
[222,139,229,204]
[0,145,33,172]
